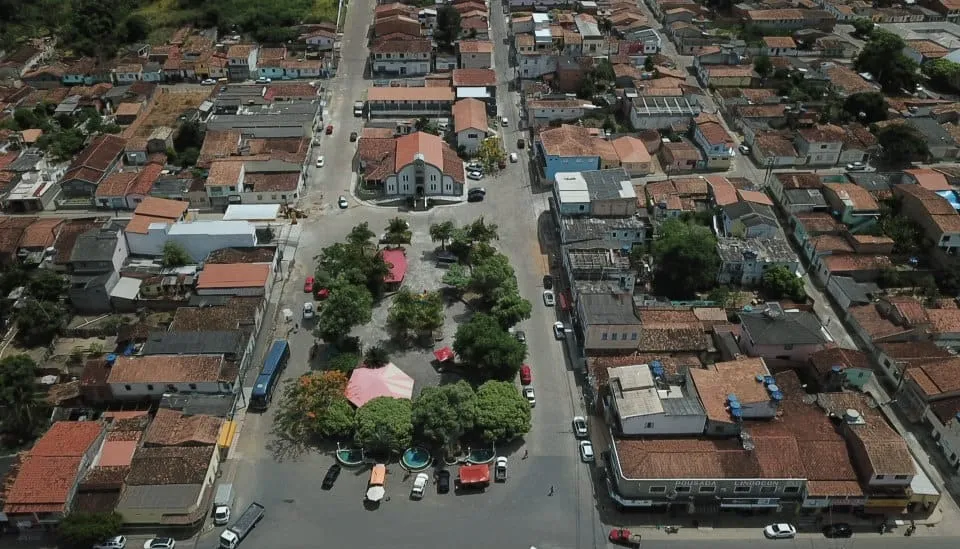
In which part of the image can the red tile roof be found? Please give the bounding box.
[196,263,271,289]
[108,355,225,384]
[3,456,83,514]
[95,171,137,198]
[143,408,222,447]
[706,176,739,206]
[19,218,64,249]
[452,68,497,87]
[31,421,104,457]
[690,357,770,422]
[452,98,488,133]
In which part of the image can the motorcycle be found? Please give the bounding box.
[664,526,680,534]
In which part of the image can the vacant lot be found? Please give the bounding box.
[124,88,211,139]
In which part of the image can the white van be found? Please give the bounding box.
[501,116,509,127]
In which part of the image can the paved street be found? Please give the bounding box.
[219,1,605,548]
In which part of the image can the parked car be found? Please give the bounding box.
[436,469,450,493]
[411,472,429,499]
[304,276,315,293]
[338,196,348,209]
[822,523,853,538]
[523,386,536,407]
[94,536,127,549]
[466,161,483,172]
[572,416,588,438]
[467,171,483,181]
[321,464,341,490]
[519,364,532,385]
[553,321,566,340]
[542,290,555,306]
[143,539,175,549]
[513,330,526,343]
[302,302,315,320]
[509,152,518,163]
[325,124,334,135]
[316,156,324,168]
[846,161,866,171]
[542,275,553,289]
[213,505,231,526]
[579,440,594,462]
[608,529,642,547]
[517,138,525,149]
[764,524,797,539]
[350,131,358,142]
[738,144,750,154]
[201,78,217,85]
[255,77,271,84]
[501,116,509,126]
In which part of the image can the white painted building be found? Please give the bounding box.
[167,221,258,262]
[607,364,707,436]
[106,354,236,399]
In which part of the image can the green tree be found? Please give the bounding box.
[411,381,478,451]
[474,380,532,442]
[854,30,918,93]
[877,123,929,166]
[707,286,733,308]
[383,217,411,245]
[922,58,960,91]
[652,219,720,299]
[315,234,390,296]
[327,352,360,374]
[58,511,123,549]
[15,300,64,347]
[591,58,615,84]
[363,346,391,368]
[643,56,655,72]
[27,270,67,302]
[469,253,516,302]
[435,4,461,50]
[387,288,444,340]
[477,136,506,173]
[274,371,353,441]
[761,265,806,302]
[64,0,121,59]
[354,396,413,455]
[0,354,46,440]
[429,221,455,250]
[319,398,357,439]
[123,13,149,43]
[453,313,527,380]
[442,263,470,294]
[753,55,772,79]
[490,289,532,330]
[315,283,373,345]
[851,18,875,37]
[843,92,888,123]
[162,241,190,267]
[347,222,377,253]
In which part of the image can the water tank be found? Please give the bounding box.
[843,409,863,424]
[105,353,118,365]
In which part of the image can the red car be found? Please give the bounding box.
[519,364,532,385]
[325,124,333,135]
[316,287,330,300]
[303,276,315,293]
[609,529,642,547]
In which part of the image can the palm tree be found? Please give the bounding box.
[363,346,390,368]
[429,221,455,250]
[385,217,411,244]
[347,222,376,253]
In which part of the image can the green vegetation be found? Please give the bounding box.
[761,266,806,302]
[1,105,119,161]
[0,354,49,443]
[161,241,191,267]
[876,123,929,166]
[434,4,461,52]
[273,371,354,443]
[651,219,720,300]
[355,396,413,455]
[851,18,875,38]
[453,313,527,381]
[854,30,918,94]
[387,289,445,342]
[474,380,532,443]
[58,512,123,549]
[411,381,478,452]
[875,197,926,255]
[922,58,960,92]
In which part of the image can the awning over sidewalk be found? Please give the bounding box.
[433,347,453,363]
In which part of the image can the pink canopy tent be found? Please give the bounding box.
[345,363,415,407]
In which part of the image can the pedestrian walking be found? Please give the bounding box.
[523,449,529,459]
[549,485,555,496]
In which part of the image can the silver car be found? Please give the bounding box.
[572,416,588,438]
[542,290,555,306]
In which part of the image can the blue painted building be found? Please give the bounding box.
[537,124,619,183]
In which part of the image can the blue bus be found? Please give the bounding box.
[250,340,290,411]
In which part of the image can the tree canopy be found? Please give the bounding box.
[851,18,874,38]
[843,92,887,124]
[315,283,373,344]
[753,55,772,79]
[877,123,929,166]
[761,266,806,302]
[162,241,191,267]
[651,219,720,299]
[453,313,526,380]
[387,288,444,341]
[411,381,478,451]
[854,30,918,93]
[274,371,354,441]
[477,136,506,173]
[354,396,413,455]
[429,221,455,250]
[922,58,960,92]
[474,381,532,443]
[27,270,67,302]
[58,511,123,549]
[15,300,65,347]
[0,354,46,441]
[435,5,461,50]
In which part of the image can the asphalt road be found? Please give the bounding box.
[221,0,605,548]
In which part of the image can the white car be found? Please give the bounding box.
[256,77,271,84]
[542,290,555,306]
[213,505,231,526]
[553,321,566,340]
[466,161,483,172]
[764,524,797,539]
[523,386,536,407]
[338,196,349,209]
[467,171,483,181]
[572,416,588,438]
[302,302,315,319]
[846,161,866,171]
[411,472,429,499]
[201,78,217,85]
[509,152,518,163]
[94,537,127,549]
[579,440,594,462]
[143,539,175,549]
[738,144,751,154]
[316,156,325,168]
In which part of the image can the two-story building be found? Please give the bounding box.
[739,305,832,362]
[606,363,706,436]
[366,86,456,118]
[894,183,960,256]
[536,124,619,183]
[795,125,846,166]
[67,222,129,314]
[58,134,126,199]
[822,183,880,231]
[355,131,465,199]
[692,113,735,169]
[226,44,259,81]
[526,98,597,128]
[451,98,491,155]
[716,236,800,286]
[553,168,637,217]
[458,40,494,69]
[722,201,779,239]
[370,39,433,76]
